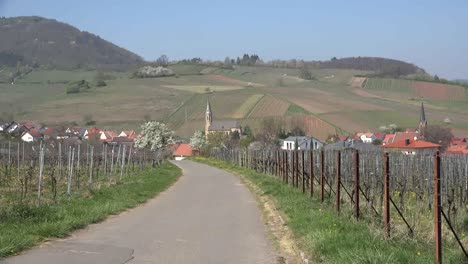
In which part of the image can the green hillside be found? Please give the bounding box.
[2,64,468,139]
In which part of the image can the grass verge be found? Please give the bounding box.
[193,157,466,263]
[0,162,181,258]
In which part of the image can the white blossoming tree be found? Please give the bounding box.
[134,122,174,165]
[190,130,206,150]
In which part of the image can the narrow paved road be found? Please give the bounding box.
[2,160,275,264]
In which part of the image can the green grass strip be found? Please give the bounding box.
[286,103,310,115]
[193,157,465,263]
[0,162,181,258]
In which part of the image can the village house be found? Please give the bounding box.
[205,100,242,137]
[0,122,11,132]
[173,144,193,161]
[119,130,137,139]
[383,131,420,145]
[80,127,101,140]
[100,131,118,142]
[381,138,441,155]
[39,127,55,140]
[21,130,41,142]
[445,145,468,155]
[281,136,323,150]
[356,133,377,143]
[65,127,81,136]
[6,123,19,134]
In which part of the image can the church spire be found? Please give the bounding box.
[206,99,212,114]
[205,99,213,135]
[419,102,427,138]
[420,101,426,123]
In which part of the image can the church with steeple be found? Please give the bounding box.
[205,100,242,138]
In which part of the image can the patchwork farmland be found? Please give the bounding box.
[2,64,468,138]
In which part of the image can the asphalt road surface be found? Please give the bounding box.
[2,160,275,264]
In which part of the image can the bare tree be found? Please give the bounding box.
[156,55,169,67]
[424,125,453,149]
[256,118,282,145]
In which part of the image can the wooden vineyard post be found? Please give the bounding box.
[291,150,296,188]
[321,150,325,202]
[276,151,279,177]
[292,151,296,187]
[294,151,298,188]
[36,146,44,207]
[88,146,94,189]
[278,151,281,178]
[285,152,289,185]
[434,151,442,264]
[280,151,283,181]
[383,152,390,238]
[336,151,341,213]
[354,150,360,220]
[310,151,314,197]
[67,147,73,196]
[292,151,295,187]
[302,151,305,193]
[296,151,300,189]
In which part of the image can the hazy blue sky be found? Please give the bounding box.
[1,0,467,79]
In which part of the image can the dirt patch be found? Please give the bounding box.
[349,77,367,88]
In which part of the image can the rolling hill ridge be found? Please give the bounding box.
[0,16,143,69]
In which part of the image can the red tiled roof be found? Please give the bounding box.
[20,121,39,130]
[451,137,468,145]
[373,132,385,140]
[24,129,41,137]
[337,135,348,141]
[101,131,118,139]
[173,144,193,157]
[446,145,468,155]
[383,134,395,144]
[88,127,101,135]
[356,132,375,138]
[121,130,137,139]
[43,128,54,135]
[382,139,441,149]
[167,143,181,152]
[389,131,419,143]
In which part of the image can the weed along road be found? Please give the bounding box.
[3,160,275,264]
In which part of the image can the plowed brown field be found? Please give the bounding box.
[412,82,465,100]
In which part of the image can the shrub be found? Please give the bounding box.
[66,85,80,94]
[96,80,107,87]
[65,80,90,94]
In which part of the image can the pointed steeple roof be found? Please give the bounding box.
[420,102,426,122]
[206,99,212,113]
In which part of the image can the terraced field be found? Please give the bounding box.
[364,78,413,93]
[231,94,264,118]
[248,95,290,118]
